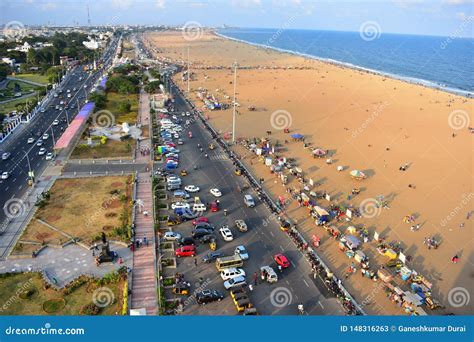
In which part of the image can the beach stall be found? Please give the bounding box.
[313,206,330,225]
[339,235,361,253]
[291,133,304,141]
[350,169,366,180]
[312,148,327,158]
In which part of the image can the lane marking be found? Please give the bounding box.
[318,301,324,309]
[270,231,274,237]
[279,245,284,252]
[303,279,310,288]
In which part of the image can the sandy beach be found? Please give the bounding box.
[145,30,473,315]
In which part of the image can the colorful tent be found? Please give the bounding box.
[350,170,366,179]
[291,133,304,139]
[312,148,327,156]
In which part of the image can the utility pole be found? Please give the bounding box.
[50,126,56,148]
[25,151,34,185]
[232,61,238,144]
[65,109,70,126]
[187,46,190,93]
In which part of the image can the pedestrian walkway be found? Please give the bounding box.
[130,173,157,315]
[209,152,228,161]
[135,90,151,164]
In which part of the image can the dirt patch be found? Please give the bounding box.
[110,182,124,188]
[103,199,121,209]
[43,215,61,222]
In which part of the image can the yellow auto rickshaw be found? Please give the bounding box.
[209,238,217,251]
[172,282,190,295]
[280,220,291,232]
[167,215,180,226]
[180,169,188,176]
[208,143,215,150]
[235,168,242,176]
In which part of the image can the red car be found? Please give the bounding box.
[192,217,209,225]
[210,201,219,212]
[274,253,290,268]
[166,142,176,148]
[175,245,196,257]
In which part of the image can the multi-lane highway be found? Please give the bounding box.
[0,36,120,224]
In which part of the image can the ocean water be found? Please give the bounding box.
[217,28,474,96]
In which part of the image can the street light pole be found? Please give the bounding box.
[65,109,70,126]
[24,150,34,185]
[232,61,238,144]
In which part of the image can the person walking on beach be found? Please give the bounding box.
[451,255,460,263]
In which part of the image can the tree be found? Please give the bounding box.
[118,100,131,113]
[88,91,107,110]
[0,63,9,81]
[144,80,163,94]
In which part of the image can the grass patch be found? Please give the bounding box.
[105,92,138,125]
[71,140,133,159]
[0,96,37,114]
[0,272,126,315]
[13,73,49,85]
[17,176,133,246]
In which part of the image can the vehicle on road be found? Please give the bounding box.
[42,133,49,140]
[180,169,188,176]
[224,275,247,290]
[219,226,234,242]
[216,254,244,271]
[38,147,46,155]
[192,228,213,239]
[175,245,196,257]
[36,139,43,146]
[274,253,291,268]
[235,219,248,232]
[184,185,200,193]
[163,231,182,241]
[52,119,59,126]
[1,172,9,179]
[244,194,255,207]
[45,152,54,160]
[196,289,224,304]
[194,222,214,231]
[210,188,222,197]
[260,266,278,283]
[177,139,184,145]
[235,245,249,260]
[1,152,10,160]
[178,237,195,247]
[192,203,207,212]
[27,137,35,144]
[221,267,246,281]
[210,201,219,212]
[173,190,190,199]
[171,202,190,210]
[192,216,209,225]
[202,251,223,263]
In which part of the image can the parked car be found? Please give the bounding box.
[1,171,9,179]
[219,226,233,242]
[220,267,246,281]
[177,237,195,247]
[184,185,200,193]
[235,219,248,232]
[171,202,190,210]
[192,217,209,225]
[210,201,219,212]
[1,152,11,160]
[210,188,222,197]
[274,253,291,268]
[175,245,196,257]
[202,251,223,263]
[173,190,190,199]
[192,203,207,212]
[192,229,213,240]
[163,232,182,241]
[194,222,214,231]
[196,289,224,304]
[235,245,249,260]
[244,194,255,207]
[224,275,247,290]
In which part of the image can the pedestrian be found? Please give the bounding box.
[199,277,204,285]
[143,235,148,246]
[194,258,198,267]
[253,272,258,285]
[451,255,460,263]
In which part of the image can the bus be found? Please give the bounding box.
[215,254,243,271]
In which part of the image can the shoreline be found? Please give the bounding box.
[214,30,474,98]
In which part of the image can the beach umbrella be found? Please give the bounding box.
[291,133,304,139]
[312,148,327,156]
[350,170,366,179]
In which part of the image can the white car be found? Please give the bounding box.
[1,172,9,180]
[45,152,54,160]
[235,245,249,260]
[42,133,49,140]
[166,175,181,183]
[171,202,190,210]
[38,147,46,155]
[163,231,182,241]
[36,139,43,147]
[52,119,59,126]
[184,185,200,193]
[220,267,246,281]
[186,112,191,116]
[219,226,233,242]
[223,275,246,290]
[177,139,184,145]
[27,137,35,144]
[210,188,222,197]
[173,133,180,139]
[2,152,10,160]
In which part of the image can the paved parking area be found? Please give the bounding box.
[158,104,344,316]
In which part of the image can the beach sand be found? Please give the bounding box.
[145,30,473,315]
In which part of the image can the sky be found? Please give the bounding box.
[0,0,473,38]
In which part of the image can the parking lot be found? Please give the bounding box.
[157,95,344,316]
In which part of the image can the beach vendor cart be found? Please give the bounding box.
[377,268,393,283]
[354,250,368,265]
[325,225,341,239]
[314,206,331,225]
[384,248,398,260]
[339,235,361,257]
[399,266,413,281]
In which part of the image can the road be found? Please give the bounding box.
[163,84,344,315]
[0,37,120,225]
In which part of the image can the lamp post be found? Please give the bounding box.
[232,61,238,144]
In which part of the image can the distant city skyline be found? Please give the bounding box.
[1,0,473,38]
